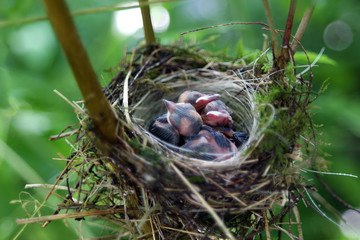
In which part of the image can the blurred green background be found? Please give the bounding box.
[1,0,359,239]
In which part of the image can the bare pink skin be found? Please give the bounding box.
[182,126,237,160]
[178,91,220,112]
[202,111,233,127]
[202,100,233,115]
[163,100,203,137]
[198,127,237,154]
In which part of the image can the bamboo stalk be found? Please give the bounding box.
[290,5,315,53]
[42,0,118,142]
[139,0,156,45]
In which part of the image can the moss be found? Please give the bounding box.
[129,137,161,165]
[254,64,312,175]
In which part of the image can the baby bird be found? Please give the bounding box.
[148,114,180,145]
[202,100,234,128]
[178,90,220,112]
[163,100,203,137]
[203,99,233,115]
[182,125,237,160]
[231,131,249,147]
[202,110,233,127]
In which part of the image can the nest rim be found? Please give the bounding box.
[128,67,265,170]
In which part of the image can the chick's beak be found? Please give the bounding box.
[194,93,220,110]
[163,99,176,113]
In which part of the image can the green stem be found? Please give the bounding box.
[262,0,280,59]
[139,0,156,45]
[42,0,118,142]
[291,4,315,53]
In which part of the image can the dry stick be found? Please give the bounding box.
[42,0,118,142]
[262,0,280,58]
[139,0,156,45]
[291,5,315,53]
[170,163,236,240]
[49,129,79,141]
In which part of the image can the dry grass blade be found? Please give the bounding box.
[16,208,130,225]
[293,206,304,240]
[263,210,271,240]
[170,163,236,240]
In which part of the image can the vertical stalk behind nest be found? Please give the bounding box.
[139,0,156,45]
[42,0,118,142]
[291,5,315,53]
[262,0,281,59]
[280,0,297,67]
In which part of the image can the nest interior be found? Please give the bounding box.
[51,44,318,239]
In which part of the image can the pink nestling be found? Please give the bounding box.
[203,99,233,115]
[181,125,237,160]
[163,100,203,137]
[201,110,233,128]
[202,100,234,128]
[148,114,180,145]
[178,90,220,112]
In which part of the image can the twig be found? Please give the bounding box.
[49,129,79,141]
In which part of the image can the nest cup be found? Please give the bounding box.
[57,45,310,239]
[133,69,257,166]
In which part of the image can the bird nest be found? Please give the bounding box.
[38,44,318,239]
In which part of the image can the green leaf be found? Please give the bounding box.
[294,51,337,66]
